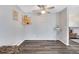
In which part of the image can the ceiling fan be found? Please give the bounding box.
[32,5,55,15]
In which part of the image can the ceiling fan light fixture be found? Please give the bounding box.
[41,10,46,14]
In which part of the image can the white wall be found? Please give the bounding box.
[68,6,79,27]
[57,8,69,45]
[24,14,57,40]
[14,6,25,45]
[0,6,25,46]
[0,6,69,46]
[68,6,79,36]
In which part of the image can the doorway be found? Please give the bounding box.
[69,27,79,45]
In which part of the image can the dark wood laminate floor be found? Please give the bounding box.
[18,40,79,54]
[0,40,79,54]
[69,39,79,45]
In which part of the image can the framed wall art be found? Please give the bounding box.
[13,10,18,21]
[22,16,32,25]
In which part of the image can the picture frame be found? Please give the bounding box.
[13,10,18,20]
[22,16,31,25]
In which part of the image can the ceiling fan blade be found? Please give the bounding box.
[47,6,55,9]
[37,5,46,10]
[37,5,45,8]
[37,5,41,8]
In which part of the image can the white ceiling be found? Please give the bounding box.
[18,5,67,14]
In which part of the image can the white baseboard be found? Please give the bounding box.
[15,40,24,46]
[59,39,69,45]
[71,39,79,43]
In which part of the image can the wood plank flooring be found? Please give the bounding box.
[0,40,79,54]
[18,40,79,54]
